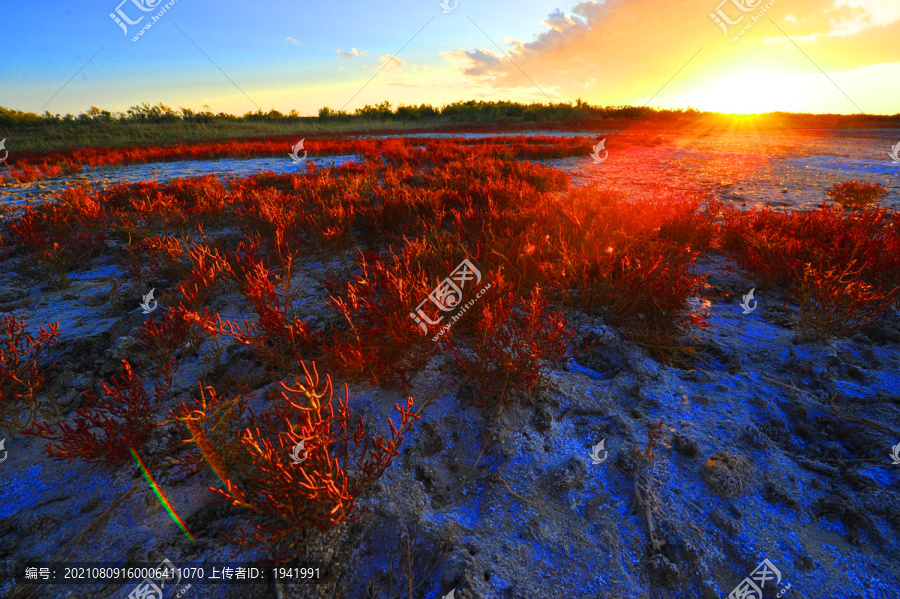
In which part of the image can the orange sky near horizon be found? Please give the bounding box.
[229,0,900,116]
[429,0,900,115]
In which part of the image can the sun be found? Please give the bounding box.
[687,69,809,114]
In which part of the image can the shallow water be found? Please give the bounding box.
[2,128,898,211]
[0,155,361,208]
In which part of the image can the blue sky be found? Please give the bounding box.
[1,0,566,115]
[2,0,899,116]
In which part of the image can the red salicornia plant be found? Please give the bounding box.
[451,287,574,404]
[8,199,107,289]
[176,244,231,307]
[719,202,900,335]
[211,256,316,371]
[826,180,889,210]
[137,306,214,365]
[175,361,417,556]
[0,315,60,435]
[325,251,437,388]
[27,360,171,464]
[793,261,898,342]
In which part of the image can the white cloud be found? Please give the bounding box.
[337,48,367,59]
[441,48,504,76]
[378,54,409,70]
[828,0,900,36]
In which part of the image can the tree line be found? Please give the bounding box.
[1,100,897,129]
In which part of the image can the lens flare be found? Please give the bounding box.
[130,446,195,542]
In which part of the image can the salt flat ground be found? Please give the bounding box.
[0,129,899,599]
[3,128,899,210]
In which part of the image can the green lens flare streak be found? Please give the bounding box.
[130,446,195,542]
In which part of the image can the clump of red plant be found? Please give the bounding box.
[137,306,214,365]
[325,251,438,388]
[174,361,418,556]
[793,262,898,342]
[569,241,706,350]
[8,197,108,289]
[451,287,575,405]
[125,236,190,289]
[720,202,900,336]
[826,180,888,210]
[27,360,171,464]
[720,203,900,291]
[211,255,316,371]
[553,186,710,353]
[176,244,231,307]
[0,316,60,435]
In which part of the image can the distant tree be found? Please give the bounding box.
[0,106,43,127]
[354,101,393,119]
